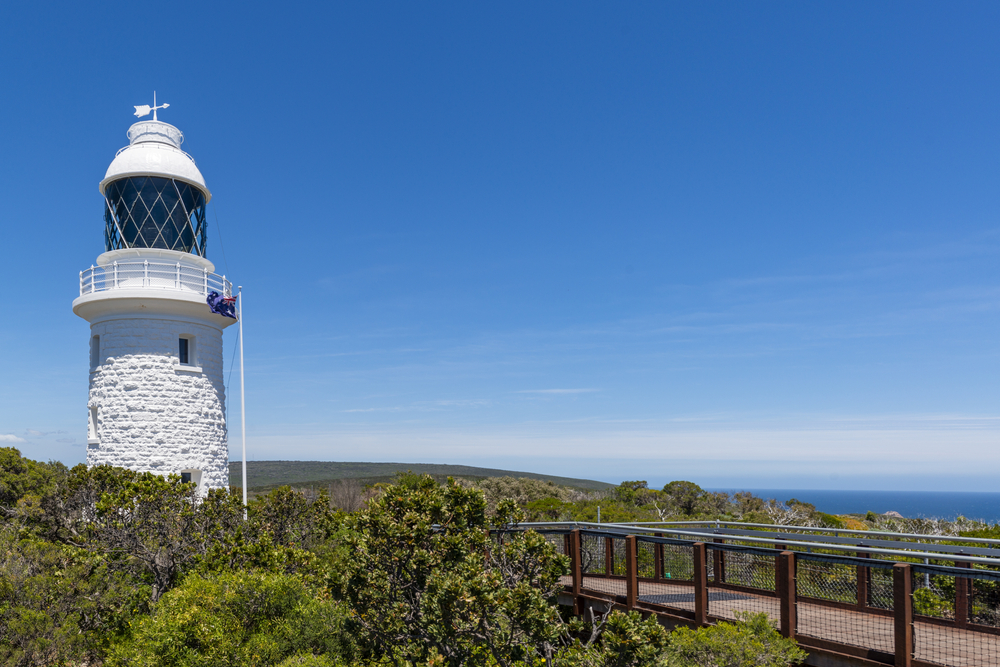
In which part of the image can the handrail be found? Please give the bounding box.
[525,519,1000,546]
[673,526,1000,558]
[79,260,231,298]
[517,522,1000,565]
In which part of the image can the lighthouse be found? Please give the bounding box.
[72,101,236,495]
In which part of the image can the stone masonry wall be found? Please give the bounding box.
[87,317,228,492]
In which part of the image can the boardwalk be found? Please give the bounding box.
[531,523,1000,667]
[568,576,1000,667]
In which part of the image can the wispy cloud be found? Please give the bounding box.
[0,434,25,442]
[516,389,599,394]
[342,399,490,413]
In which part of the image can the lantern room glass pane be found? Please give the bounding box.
[104,176,207,256]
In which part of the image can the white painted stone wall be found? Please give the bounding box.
[87,316,228,493]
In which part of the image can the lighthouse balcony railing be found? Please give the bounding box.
[79,261,233,298]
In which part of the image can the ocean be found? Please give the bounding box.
[706,488,1000,524]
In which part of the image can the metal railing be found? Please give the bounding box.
[508,524,1000,667]
[635,520,1000,547]
[79,260,231,298]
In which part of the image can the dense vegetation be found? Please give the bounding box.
[18,445,997,666]
[229,461,614,496]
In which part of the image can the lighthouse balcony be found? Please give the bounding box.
[79,258,232,298]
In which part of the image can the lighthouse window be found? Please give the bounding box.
[179,337,189,364]
[88,406,99,443]
[90,335,100,369]
[180,470,202,492]
[103,176,207,257]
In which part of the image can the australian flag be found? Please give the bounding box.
[207,291,238,319]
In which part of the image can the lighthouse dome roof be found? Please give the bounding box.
[99,120,211,201]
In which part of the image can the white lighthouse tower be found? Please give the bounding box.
[72,101,236,495]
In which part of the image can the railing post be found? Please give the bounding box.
[90,265,95,293]
[113,261,118,288]
[776,551,796,640]
[955,560,972,628]
[176,262,181,289]
[713,538,725,584]
[625,535,638,609]
[143,260,148,287]
[893,563,913,667]
[570,529,583,616]
[203,267,208,295]
[79,270,84,295]
[693,542,708,626]
[654,532,664,581]
[605,536,614,576]
[857,549,870,612]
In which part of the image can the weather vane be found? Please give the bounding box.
[133,91,169,121]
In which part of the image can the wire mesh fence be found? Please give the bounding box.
[579,531,607,575]
[611,536,627,576]
[913,562,960,622]
[703,543,779,624]
[796,556,858,605]
[582,572,627,599]
[706,585,779,623]
[869,560,895,610]
[712,542,776,592]
[912,563,1000,667]
[795,553,895,656]
[913,623,1000,667]
[531,529,569,556]
[637,581,699,615]
[636,539,656,579]
[578,531,627,600]
[970,563,1000,627]
[664,542,696,582]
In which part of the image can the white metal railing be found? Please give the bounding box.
[79,260,232,298]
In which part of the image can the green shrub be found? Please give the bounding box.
[558,610,670,667]
[913,587,953,617]
[663,612,806,667]
[104,570,355,667]
[816,512,845,529]
[275,654,341,667]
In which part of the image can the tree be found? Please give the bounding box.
[474,476,575,515]
[613,481,649,505]
[249,485,337,550]
[342,473,569,667]
[37,465,241,600]
[662,481,704,516]
[525,496,571,521]
[328,478,366,513]
[0,447,65,511]
[32,466,326,602]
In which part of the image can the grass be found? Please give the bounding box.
[228,460,615,493]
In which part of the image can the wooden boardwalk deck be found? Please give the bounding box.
[569,576,1000,667]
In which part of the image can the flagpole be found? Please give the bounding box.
[238,286,247,518]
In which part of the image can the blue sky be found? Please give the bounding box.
[1,2,998,491]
